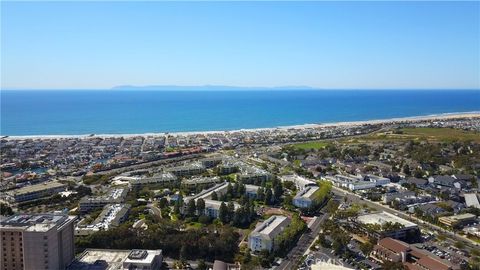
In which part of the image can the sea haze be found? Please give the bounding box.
[1,90,479,136]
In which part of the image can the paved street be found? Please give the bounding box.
[276,206,331,270]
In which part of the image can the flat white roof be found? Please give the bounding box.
[356,211,417,229]
[295,186,319,199]
[70,249,162,270]
[70,249,130,270]
[254,215,289,237]
[465,193,480,209]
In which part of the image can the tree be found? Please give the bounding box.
[283,181,296,191]
[227,183,234,199]
[196,198,205,215]
[0,203,13,216]
[158,197,168,209]
[273,182,283,203]
[227,201,235,222]
[173,200,182,215]
[243,251,252,264]
[414,169,423,178]
[180,244,188,260]
[186,199,196,217]
[219,202,229,223]
[359,241,374,256]
[233,182,239,197]
[198,259,207,270]
[211,191,218,200]
[264,188,273,205]
[274,215,307,257]
[257,188,265,201]
[238,183,246,196]
[198,215,211,224]
[325,199,340,215]
[454,241,465,250]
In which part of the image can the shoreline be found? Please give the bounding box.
[3,111,480,140]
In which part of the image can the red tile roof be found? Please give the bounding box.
[378,237,410,254]
[417,256,451,270]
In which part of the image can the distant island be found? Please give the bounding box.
[111,85,316,91]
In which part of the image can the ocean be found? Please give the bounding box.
[1,90,479,136]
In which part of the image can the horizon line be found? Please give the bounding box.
[1,87,480,91]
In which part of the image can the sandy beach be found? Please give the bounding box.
[3,111,480,140]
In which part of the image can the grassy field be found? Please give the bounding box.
[345,127,480,143]
[291,141,329,150]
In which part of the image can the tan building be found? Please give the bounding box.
[6,181,66,203]
[438,213,477,228]
[1,213,76,270]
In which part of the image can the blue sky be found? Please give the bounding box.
[1,1,479,89]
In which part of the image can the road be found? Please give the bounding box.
[147,203,162,218]
[276,210,330,270]
[331,186,479,250]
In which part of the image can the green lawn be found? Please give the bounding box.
[399,127,480,141]
[186,222,204,230]
[348,127,480,143]
[291,141,329,150]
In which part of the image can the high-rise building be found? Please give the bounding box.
[1,213,76,270]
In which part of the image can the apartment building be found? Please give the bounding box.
[166,162,205,177]
[293,186,319,208]
[244,184,260,199]
[237,165,271,184]
[6,181,66,203]
[75,204,130,236]
[129,172,177,189]
[280,174,317,191]
[248,215,291,252]
[79,188,128,213]
[0,213,76,270]
[202,199,240,219]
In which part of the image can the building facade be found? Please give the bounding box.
[293,186,319,208]
[1,213,76,270]
[6,181,66,203]
[248,215,291,252]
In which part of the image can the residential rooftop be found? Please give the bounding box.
[253,215,290,237]
[0,213,76,232]
[8,181,66,196]
[295,185,319,199]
